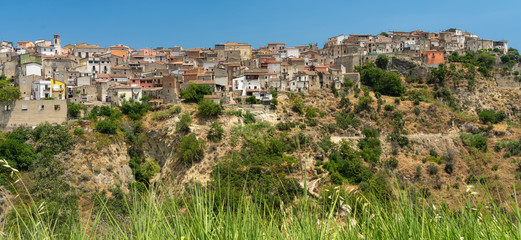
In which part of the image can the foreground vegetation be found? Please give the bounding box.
[2,176,521,239]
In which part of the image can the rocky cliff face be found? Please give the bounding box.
[59,135,134,195]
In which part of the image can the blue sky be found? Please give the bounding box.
[1,0,520,49]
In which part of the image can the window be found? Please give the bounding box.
[21,105,27,111]
[40,105,45,111]
[54,105,60,110]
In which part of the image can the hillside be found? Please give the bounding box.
[2,51,521,238]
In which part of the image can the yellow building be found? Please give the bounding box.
[51,79,66,100]
[224,42,252,60]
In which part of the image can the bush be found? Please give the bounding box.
[177,134,205,165]
[354,95,373,113]
[180,83,212,103]
[336,112,358,130]
[460,133,488,151]
[243,111,256,124]
[245,96,259,104]
[96,119,117,134]
[291,97,304,114]
[445,163,454,174]
[384,105,395,112]
[478,109,506,124]
[176,113,192,134]
[305,107,317,119]
[427,164,439,176]
[386,157,398,170]
[375,54,389,69]
[388,134,409,147]
[73,128,85,136]
[0,138,36,171]
[276,121,296,131]
[198,99,222,117]
[207,121,224,142]
[360,63,405,96]
[32,123,74,154]
[120,99,151,120]
[413,107,421,116]
[67,103,84,119]
[330,172,344,185]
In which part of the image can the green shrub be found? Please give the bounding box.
[460,133,488,151]
[120,99,151,120]
[180,83,212,103]
[495,140,521,156]
[246,96,259,104]
[198,99,222,117]
[413,107,421,116]
[0,138,36,171]
[354,95,373,113]
[67,102,84,119]
[96,119,117,134]
[384,105,395,112]
[176,113,192,134]
[359,63,405,96]
[291,97,304,114]
[478,109,506,124]
[243,111,256,124]
[335,112,358,129]
[32,123,74,154]
[276,121,296,131]
[305,107,317,119]
[388,133,409,147]
[177,134,205,165]
[375,54,389,69]
[207,121,224,142]
[386,157,398,170]
[427,164,439,176]
[444,163,454,174]
[141,159,160,181]
[73,128,85,136]
[330,172,344,185]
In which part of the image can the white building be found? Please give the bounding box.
[289,74,309,92]
[36,46,55,56]
[281,47,300,58]
[32,80,52,100]
[23,62,42,76]
[76,57,111,77]
[74,45,107,58]
[110,85,142,106]
[232,76,245,92]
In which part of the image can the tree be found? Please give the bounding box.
[197,99,222,117]
[177,134,205,165]
[180,83,212,103]
[380,32,388,37]
[120,99,151,120]
[32,123,74,154]
[95,119,117,134]
[67,103,84,119]
[375,55,389,70]
[429,63,448,86]
[0,76,20,106]
[0,138,36,171]
[360,64,405,96]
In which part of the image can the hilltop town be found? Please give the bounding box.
[2,25,521,238]
[0,28,510,128]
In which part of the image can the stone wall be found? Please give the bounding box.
[0,100,67,130]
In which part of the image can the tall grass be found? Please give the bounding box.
[2,181,521,239]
